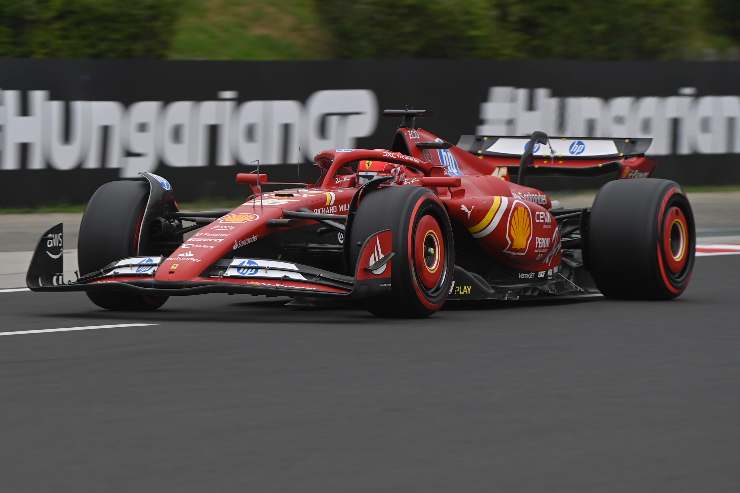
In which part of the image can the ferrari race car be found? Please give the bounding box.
[27,109,696,317]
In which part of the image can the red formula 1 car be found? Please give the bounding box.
[27,109,695,317]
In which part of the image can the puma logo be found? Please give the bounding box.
[460,204,475,219]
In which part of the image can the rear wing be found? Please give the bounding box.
[457,135,652,161]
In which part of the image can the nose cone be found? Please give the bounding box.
[154,209,271,282]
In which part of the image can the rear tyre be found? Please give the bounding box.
[349,186,454,317]
[586,178,695,299]
[78,180,168,311]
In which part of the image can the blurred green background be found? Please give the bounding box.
[0,0,738,60]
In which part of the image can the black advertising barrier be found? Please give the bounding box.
[2,58,740,207]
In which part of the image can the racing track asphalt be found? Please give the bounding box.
[0,255,739,492]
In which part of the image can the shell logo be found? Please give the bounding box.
[219,213,260,224]
[324,191,336,206]
[505,201,532,255]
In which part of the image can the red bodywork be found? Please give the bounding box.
[72,125,655,298]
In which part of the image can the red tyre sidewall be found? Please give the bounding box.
[403,195,452,312]
[662,206,689,274]
[413,214,444,290]
[655,188,694,296]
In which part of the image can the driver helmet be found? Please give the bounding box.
[357,160,403,185]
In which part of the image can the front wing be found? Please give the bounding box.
[27,224,382,299]
[28,224,595,302]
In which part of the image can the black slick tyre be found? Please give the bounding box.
[586,178,695,300]
[349,186,454,317]
[78,180,168,311]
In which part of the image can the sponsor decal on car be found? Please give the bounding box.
[150,173,172,191]
[176,251,201,262]
[173,257,201,263]
[468,196,508,239]
[189,238,223,243]
[535,236,551,250]
[535,211,552,225]
[622,169,649,179]
[368,237,387,275]
[543,228,562,265]
[106,256,162,276]
[460,204,475,220]
[513,192,548,206]
[219,213,259,223]
[452,284,472,296]
[526,142,542,154]
[135,257,157,273]
[233,235,258,250]
[504,200,533,255]
[181,243,215,249]
[568,140,586,155]
[313,202,349,215]
[242,197,298,207]
[226,259,306,280]
[212,225,236,231]
[380,151,426,166]
[236,259,259,276]
[45,231,63,259]
[324,191,336,206]
[199,233,230,238]
[436,139,461,176]
[48,273,64,286]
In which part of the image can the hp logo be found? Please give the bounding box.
[524,142,542,154]
[237,259,259,276]
[136,257,156,273]
[569,140,586,155]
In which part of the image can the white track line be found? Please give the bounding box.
[0,323,158,337]
[0,288,30,293]
[697,252,740,257]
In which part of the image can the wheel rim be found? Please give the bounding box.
[414,214,445,290]
[662,205,689,275]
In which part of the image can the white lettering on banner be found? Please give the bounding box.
[84,101,125,169]
[0,89,378,175]
[304,90,378,157]
[477,86,740,156]
[45,100,91,170]
[7,84,740,175]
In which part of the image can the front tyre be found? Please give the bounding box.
[78,180,168,311]
[349,186,454,317]
[586,178,695,299]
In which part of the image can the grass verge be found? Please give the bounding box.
[169,0,331,60]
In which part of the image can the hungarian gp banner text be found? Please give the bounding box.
[1,59,739,206]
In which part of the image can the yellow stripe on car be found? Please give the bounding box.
[468,196,502,234]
